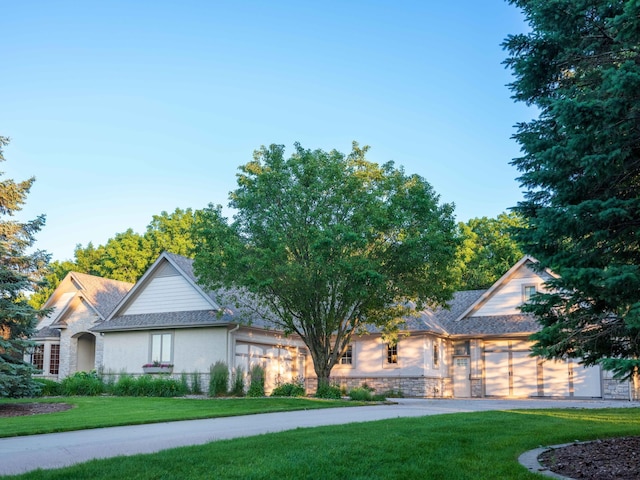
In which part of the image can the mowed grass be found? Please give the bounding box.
[2,407,639,480]
[0,396,356,437]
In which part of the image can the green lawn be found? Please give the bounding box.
[2,407,639,479]
[0,396,355,437]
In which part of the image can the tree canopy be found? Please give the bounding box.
[193,142,460,388]
[504,1,640,378]
[456,212,525,290]
[0,136,50,397]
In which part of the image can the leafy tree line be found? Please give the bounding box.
[505,1,640,378]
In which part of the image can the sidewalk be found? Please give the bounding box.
[0,398,635,476]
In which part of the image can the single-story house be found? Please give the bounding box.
[30,253,637,399]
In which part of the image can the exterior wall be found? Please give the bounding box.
[57,300,102,379]
[101,327,229,374]
[123,273,212,315]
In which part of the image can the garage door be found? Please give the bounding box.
[541,359,601,398]
[485,351,538,397]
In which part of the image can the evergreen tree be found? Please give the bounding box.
[0,136,50,397]
[504,1,640,378]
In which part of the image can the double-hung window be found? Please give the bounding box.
[151,333,173,363]
[386,343,398,364]
[339,345,353,365]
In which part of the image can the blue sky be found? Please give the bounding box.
[3,1,531,261]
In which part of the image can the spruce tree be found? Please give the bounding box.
[0,136,50,397]
[504,1,640,378]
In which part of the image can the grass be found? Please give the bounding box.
[0,396,357,438]
[2,407,639,479]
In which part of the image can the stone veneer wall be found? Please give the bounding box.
[306,376,453,398]
[603,378,631,400]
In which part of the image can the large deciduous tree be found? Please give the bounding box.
[504,1,640,378]
[193,142,460,389]
[0,136,50,397]
[457,212,525,290]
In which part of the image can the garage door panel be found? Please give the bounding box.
[512,352,538,397]
[542,360,569,397]
[485,352,509,396]
[572,362,601,397]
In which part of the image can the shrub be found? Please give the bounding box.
[112,373,135,396]
[271,380,305,397]
[230,366,245,397]
[348,387,374,401]
[382,388,405,398]
[209,361,229,397]
[112,374,187,397]
[180,372,190,394]
[190,371,202,394]
[315,383,342,400]
[34,378,62,396]
[60,371,104,396]
[247,364,265,397]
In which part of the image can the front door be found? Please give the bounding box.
[453,357,471,397]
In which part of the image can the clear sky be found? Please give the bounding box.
[3,1,532,262]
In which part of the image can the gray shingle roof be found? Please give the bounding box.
[32,326,61,339]
[93,310,234,332]
[445,314,540,336]
[69,272,133,319]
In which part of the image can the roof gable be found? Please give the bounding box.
[107,252,220,320]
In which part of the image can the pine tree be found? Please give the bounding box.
[504,1,640,378]
[0,136,50,397]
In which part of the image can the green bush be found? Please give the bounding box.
[60,371,104,396]
[34,378,62,396]
[271,381,305,397]
[230,366,245,397]
[190,371,202,394]
[382,388,404,398]
[112,374,187,397]
[348,387,374,401]
[209,361,229,397]
[315,383,342,399]
[247,364,265,397]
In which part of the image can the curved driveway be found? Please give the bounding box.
[0,398,636,476]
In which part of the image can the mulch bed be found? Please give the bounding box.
[0,402,74,417]
[539,436,640,480]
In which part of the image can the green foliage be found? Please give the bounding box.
[246,364,265,397]
[208,361,229,397]
[270,379,305,397]
[111,374,187,397]
[314,383,342,399]
[0,136,50,398]
[34,378,63,396]
[193,142,460,393]
[190,371,202,394]
[382,388,404,398]
[347,387,374,401]
[230,366,245,397]
[60,371,104,396]
[504,1,640,378]
[456,212,525,290]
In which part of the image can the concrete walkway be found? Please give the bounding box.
[0,398,636,476]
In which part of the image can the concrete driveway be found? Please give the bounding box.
[0,398,636,476]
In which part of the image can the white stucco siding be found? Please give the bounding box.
[332,335,427,377]
[173,328,228,373]
[123,275,212,315]
[102,331,149,373]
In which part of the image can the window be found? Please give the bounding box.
[386,343,398,364]
[31,344,44,370]
[49,344,60,375]
[151,333,173,363]
[433,342,439,367]
[523,285,537,301]
[339,345,353,365]
[453,340,470,356]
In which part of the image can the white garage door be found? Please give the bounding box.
[485,351,510,396]
[541,359,601,397]
[485,351,538,397]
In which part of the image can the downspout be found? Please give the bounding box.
[227,324,240,370]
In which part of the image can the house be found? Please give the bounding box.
[30,272,133,380]
[91,252,307,391]
[31,253,636,399]
[329,256,635,400]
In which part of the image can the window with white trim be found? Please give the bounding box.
[339,345,353,365]
[151,333,173,363]
[523,285,537,301]
[31,344,44,370]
